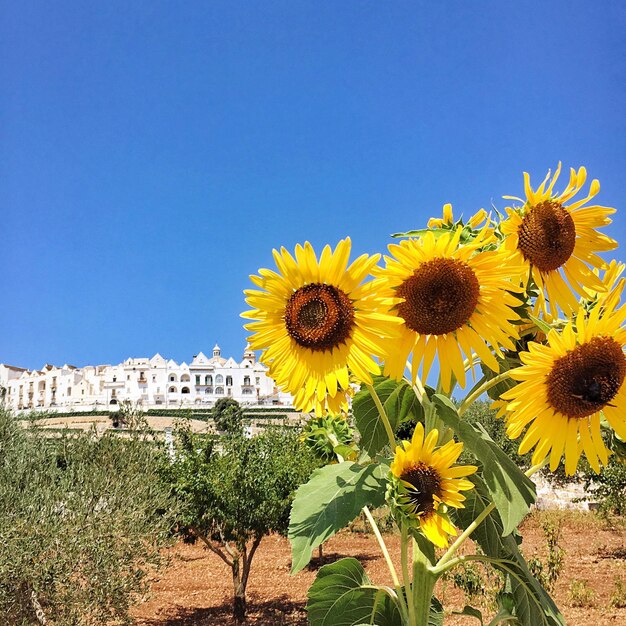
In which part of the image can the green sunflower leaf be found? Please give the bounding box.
[429,596,445,625]
[307,557,401,626]
[391,228,452,239]
[453,475,565,626]
[288,462,387,574]
[432,394,535,535]
[353,377,423,456]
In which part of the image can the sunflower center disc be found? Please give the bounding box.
[517,201,576,272]
[401,462,441,516]
[547,336,626,419]
[284,283,355,352]
[397,258,480,335]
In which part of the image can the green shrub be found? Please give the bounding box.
[0,408,175,625]
[568,579,596,607]
[527,513,565,593]
[610,577,626,608]
[583,456,626,516]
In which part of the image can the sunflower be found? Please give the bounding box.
[583,260,626,313]
[377,228,523,392]
[500,301,626,475]
[427,203,455,228]
[501,163,617,317]
[428,203,489,230]
[388,423,477,548]
[242,238,401,415]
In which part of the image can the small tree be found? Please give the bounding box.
[165,426,319,621]
[0,407,175,625]
[212,397,244,434]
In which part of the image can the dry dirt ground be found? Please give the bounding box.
[133,511,626,626]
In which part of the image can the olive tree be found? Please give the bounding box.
[0,407,175,625]
[165,425,319,622]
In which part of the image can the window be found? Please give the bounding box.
[226,376,233,386]
[255,377,260,384]
[215,386,224,395]
[67,388,71,396]
[181,374,191,382]
[205,375,212,385]
[205,387,212,394]
[127,375,130,381]
[215,374,223,384]
[169,375,176,382]
[152,375,156,382]
[168,386,176,393]
[243,376,251,386]
[113,376,117,382]
[195,375,201,385]
[181,387,190,394]
[242,388,253,394]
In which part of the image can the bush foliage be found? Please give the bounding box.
[164,424,320,621]
[0,408,175,625]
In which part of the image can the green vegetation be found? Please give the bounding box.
[610,577,626,608]
[20,405,300,422]
[583,455,626,517]
[0,407,175,625]
[163,424,319,622]
[212,397,244,434]
[527,513,565,593]
[568,579,596,608]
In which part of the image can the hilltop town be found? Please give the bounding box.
[0,344,292,413]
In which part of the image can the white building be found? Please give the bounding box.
[0,344,291,412]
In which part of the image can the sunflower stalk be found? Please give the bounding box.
[362,506,410,621]
[412,537,437,626]
[458,370,511,416]
[365,382,397,451]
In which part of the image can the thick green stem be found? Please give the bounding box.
[366,383,397,451]
[412,537,437,626]
[458,370,511,416]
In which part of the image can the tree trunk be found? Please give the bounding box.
[232,557,246,622]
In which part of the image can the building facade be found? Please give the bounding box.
[0,345,291,412]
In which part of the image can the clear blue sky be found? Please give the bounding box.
[2,1,625,370]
